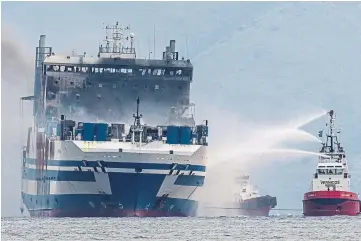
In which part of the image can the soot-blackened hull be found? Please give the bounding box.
[303,191,360,216]
[239,195,277,217]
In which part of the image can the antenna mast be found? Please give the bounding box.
[153,25,156,59]
[186,35,188,59]
[99,22,136,58]
[131,97,144,146]
[133,97,142,127]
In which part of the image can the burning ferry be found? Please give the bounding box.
[20,22,209,217]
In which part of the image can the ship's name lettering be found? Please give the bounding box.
[320,180,340,185]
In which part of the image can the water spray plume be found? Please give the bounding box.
[207,109,326,167]
[288,109,328,129]
[240,148,329,159]
[198,109,328,216]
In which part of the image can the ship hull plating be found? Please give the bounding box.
[238,195,277,217]
[303,191,360,216]
[25,196,196,217]
[22,158,205,218]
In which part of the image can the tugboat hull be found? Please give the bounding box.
[239,195,277,217]
[303,191,360,216]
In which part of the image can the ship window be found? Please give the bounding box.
[76,94,80,101]
[335,169,343,175]
[328,169,334,174]
[99,83,103,88]
[155,85,159,90]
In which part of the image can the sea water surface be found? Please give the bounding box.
[2,215,361,241]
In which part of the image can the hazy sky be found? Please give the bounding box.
[2,1,361,217]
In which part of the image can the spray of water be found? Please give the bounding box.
[208,115,325,168]
[196,108,328,216]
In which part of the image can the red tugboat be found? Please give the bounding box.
[235,174,277,217]
[303,110,360,216]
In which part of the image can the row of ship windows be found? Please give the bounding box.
[317,169,343,175]
[34,177,56,181]
[45,66,192,77]
[51,81,183,90]
[48,77,186,91]
[94,83,183,90]
[47,94,188,105]
[28,197,58,205]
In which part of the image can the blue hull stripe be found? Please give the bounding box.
[25,158,206,172]
[22,167,204,185]
[23,168,96,182]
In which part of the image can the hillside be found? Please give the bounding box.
[192,2,361,211]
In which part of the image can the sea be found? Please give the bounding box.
[1,215,360,241]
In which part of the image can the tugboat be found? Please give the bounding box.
[234,174,277,217]
[303,110,360,216]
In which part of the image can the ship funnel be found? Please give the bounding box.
[38,35,46,63]
[166,46,170,53]
[39,35,46,48]
[170,40,175,53]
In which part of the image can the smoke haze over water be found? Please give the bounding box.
[2,26,35,216]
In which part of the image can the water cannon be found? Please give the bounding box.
[329,110,334,117]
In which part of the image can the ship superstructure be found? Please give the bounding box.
[234,174,277,217]
[20,23,209,217]
[303,110,360,216]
